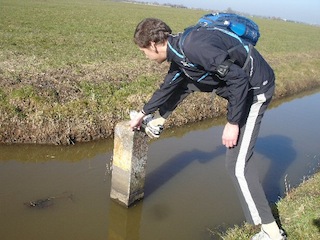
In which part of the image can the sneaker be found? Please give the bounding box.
[251,229,286,240]
[144,122,163,139]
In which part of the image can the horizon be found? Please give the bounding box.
[134,0,320,25]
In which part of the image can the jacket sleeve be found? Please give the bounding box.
[223,64,249,124]
[142,62,186,115]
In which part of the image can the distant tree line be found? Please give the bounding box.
[124,1,316,25]
[126,0,187,8]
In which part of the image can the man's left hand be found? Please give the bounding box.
[222,122,239,148]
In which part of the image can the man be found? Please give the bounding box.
[129,17,286,240]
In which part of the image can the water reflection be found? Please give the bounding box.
[108,201,142,239]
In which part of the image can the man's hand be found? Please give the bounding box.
[129,111,145,130]
[222,122,239,148]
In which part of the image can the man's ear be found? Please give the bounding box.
[150,41,156,50]
[150,41,159,53]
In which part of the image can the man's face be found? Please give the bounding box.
[139,43,166,64]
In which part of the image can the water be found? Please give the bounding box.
[0,91,320,240]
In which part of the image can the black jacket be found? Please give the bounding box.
[143,27,275,124]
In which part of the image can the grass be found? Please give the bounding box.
[0,0,320,144]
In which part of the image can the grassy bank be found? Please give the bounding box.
[0,0,320,144]
[218,171,320,240]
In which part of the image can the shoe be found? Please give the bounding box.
[251,229,286,240]
[143,113,164,139]
[144,122,163,139]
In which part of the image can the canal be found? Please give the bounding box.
[0,90,319,240]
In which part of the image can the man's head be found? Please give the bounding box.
[134,18,172,63]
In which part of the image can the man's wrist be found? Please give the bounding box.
[136,110,145,120]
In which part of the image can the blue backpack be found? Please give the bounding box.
[197,13,260,46]
[178,13,260,77]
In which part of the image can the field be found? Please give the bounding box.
[0,0,320,144]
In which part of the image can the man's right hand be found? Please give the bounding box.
[129,111,145,131]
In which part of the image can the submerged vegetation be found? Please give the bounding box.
[0,0,320,144]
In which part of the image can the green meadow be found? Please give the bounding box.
[0,0,320,144]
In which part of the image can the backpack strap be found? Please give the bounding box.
[216,43,253,78]
[241,44,253,70]
[178,26,196,57]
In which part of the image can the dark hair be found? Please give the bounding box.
[133,18,172,48]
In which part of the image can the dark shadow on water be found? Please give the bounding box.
[144,145,226,198]
[256,135,296,203]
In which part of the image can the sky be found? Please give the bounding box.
[137,0,320,25]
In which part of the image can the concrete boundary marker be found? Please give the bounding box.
[110,121,148,207]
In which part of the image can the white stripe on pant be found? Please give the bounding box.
[226,87,275,225]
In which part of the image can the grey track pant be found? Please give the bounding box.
[159,79,276,225]
[225,85,275,225]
